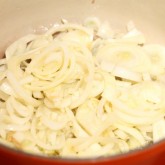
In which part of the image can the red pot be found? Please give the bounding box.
[0,0,165,164]
[1,140,165,165]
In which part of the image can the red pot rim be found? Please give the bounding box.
[0,138,165,164]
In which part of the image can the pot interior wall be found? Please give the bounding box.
[0,0,165,57]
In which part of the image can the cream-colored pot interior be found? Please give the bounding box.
[0,0,165,162]
[0,0,165,57]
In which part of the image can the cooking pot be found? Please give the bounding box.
[0,0,165,164]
